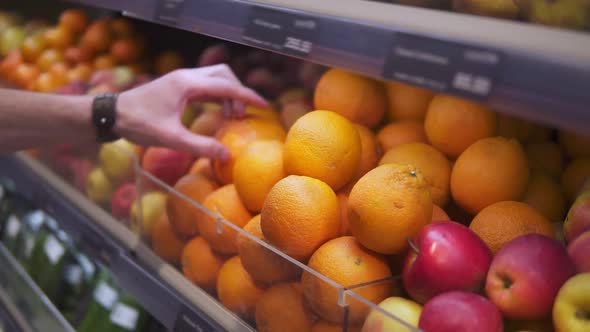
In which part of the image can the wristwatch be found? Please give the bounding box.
[92,93,121,143]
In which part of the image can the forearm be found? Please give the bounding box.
[0,88,94,153]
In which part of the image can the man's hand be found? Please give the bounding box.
[116,64,268,161]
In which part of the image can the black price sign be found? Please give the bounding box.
[383,33,503,100]
[243,7,318,58]
[173,307,218,332]
[154,0,186,25]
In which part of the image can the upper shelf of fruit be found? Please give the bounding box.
[62,0,590,134]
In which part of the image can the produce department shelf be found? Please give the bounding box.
[0,154,254,332]
[66,0,590,135]
[0,243,74,332]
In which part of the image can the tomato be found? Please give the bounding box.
[21,34,47,62]
[13,63,40,89]
[67,62,93,83]
[44,26,74,49]
[36,48,64,71]
[58,9,88,34]
[94,54,115,70]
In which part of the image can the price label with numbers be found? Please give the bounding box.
[154,0,186,25]
[383,33,502,100]
[243,7,318,58]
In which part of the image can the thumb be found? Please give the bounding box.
[168,129,230,161]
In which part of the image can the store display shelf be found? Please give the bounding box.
[67,0,590,134]
[0,154,254,332]
[0,243,74,332]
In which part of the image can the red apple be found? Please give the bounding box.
[567,230,590,273]
[486,234,576,319]
[71,158,94,193]
[402,221,493,304]
[111,182,137,220]
[419,291,503,332]
[141,147,193,186]
[564,189,590,243]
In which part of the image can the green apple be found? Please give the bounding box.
[553,273,590,332]
[130,191,167,236]
[362,297,422,332]
[86,167,114,205]
[99,138,139,184]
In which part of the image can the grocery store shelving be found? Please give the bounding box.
[0,243,74,332]
[67,0,590,135]
[0,154,254,332]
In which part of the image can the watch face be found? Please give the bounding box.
[92,94,121,142]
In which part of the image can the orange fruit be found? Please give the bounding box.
[561,158,590,201]
[234,140,286,213]
[217,256,266,321]
[213,115,286,184]
[59,9,88,34]
[469,201,555,254]
[110,38,143,63]
[181,236,226,292]
[261,175,341,262]
[197,184,252,255]
[376,121,428,153]
[36,48,64,71]
[352,124,382,183]
[188,158,215,180]
[314,68,387,128]
[432,204,451,222]
[155,50,185,75]
[425,95,497,158]
[451,137,530,214]
[93,54,115,70]
[348,164,432,254]
[151,213,186,264]
[255,283,314,332]
[379,142,452,206]
[522,171,566,222]
[559,130,590,158]
[44,26,75,49]
[384,81,434,121]
[496,113,535,142]
[337,192,352,236]
[525,142,564,178]
[284,110,361,191]
[301,236,394,324]
[81,19,112,53]
[312,321,361,332]
[238,215,300,284]
[166,174,218,238]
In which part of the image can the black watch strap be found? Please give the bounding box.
[92,93,121,143]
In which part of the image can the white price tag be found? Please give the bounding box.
[65,265,83,285]
[44,235,65,264]
[24,237,35,258]
[110,303,139,330]
[6,215,20,238]
[94,282,118,309]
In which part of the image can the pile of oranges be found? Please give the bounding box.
[149,66,590,331]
